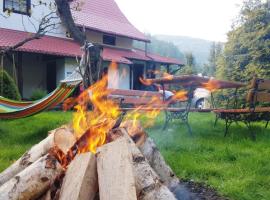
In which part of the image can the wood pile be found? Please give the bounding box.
[0,121,180,200]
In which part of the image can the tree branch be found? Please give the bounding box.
[55,0,86,46]
[0,12,59,55]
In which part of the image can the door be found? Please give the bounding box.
[46,61,57,93]
[133,64,144,90]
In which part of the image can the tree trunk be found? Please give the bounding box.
[0,154,64,200]
[59,152,98,200]
[97,138,137,200]
[54,0,86,46]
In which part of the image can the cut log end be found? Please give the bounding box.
[59,152,98,200]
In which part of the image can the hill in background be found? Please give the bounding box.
[133,35,185,62]
[156,35,215,66]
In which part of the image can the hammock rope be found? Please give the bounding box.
[0,54,4,96]
[12,53,17,85]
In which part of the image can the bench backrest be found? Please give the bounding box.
[247,78,270,108]
[108,89,163,106]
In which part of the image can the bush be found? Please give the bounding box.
[30,88,47,101]
[0,70,21,100]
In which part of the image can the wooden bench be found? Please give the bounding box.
[108,88,194,135]
[213,77,270,139]
[108,89,163,107]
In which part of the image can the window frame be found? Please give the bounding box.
[103,34,116,46]
[3,0,31,16]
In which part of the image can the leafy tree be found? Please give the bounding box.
[219,0,270,82]
[0,70,21,100]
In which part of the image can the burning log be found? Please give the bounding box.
[59,152,98,200]
[96,138,137,200]
[0,126,75,186]
[0,154,64,200]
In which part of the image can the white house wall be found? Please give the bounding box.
[116,36,133,49]
[64,57,77,79]
[86,30,133,49]
[108,63,130,90]
[0,0,66,38]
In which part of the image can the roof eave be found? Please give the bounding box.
[77,24,150,43]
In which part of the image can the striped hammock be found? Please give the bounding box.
[0,83,77,119]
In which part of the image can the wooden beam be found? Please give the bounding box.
[120,130,176,200]
[97,138,137,200]
[59,153,98,200]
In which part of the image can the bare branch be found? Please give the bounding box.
[1,11,59,55]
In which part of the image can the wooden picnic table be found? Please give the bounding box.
[144,75,247,108]
[145,75,246,89]
[141,75,247,134]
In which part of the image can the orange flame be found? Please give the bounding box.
[170,91,188,102]
[58,62,190,168]
[163,72,174,80]
[139,77,153,86]
[72,75,120,154]
[201,79,220,92]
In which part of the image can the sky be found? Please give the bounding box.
[115,0,244,42]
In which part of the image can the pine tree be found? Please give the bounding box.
[0,70,21,100]
[220,0,270,82]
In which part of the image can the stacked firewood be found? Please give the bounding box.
[0,121,181,200]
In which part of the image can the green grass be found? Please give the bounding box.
[1,111,270,200]
[0,111,72,171]
[146,113,270,200]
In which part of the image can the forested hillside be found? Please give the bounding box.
[133,35,185,61]
[155,35,214,66]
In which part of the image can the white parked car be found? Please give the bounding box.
[191,88,211,109]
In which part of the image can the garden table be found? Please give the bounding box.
[143,75,246,134]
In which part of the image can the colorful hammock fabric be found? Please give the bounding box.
[0,83,76,119]
[0,96,33,108]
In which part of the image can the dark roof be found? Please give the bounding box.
[71,0,149,42]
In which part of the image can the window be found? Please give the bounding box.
[103,35,116,46]
[3,0,31,16]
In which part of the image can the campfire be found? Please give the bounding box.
[0,72,185,200]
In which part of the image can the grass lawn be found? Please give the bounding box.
[0,111,72,171]
[146,113,270,200]
[1,111,270,200]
